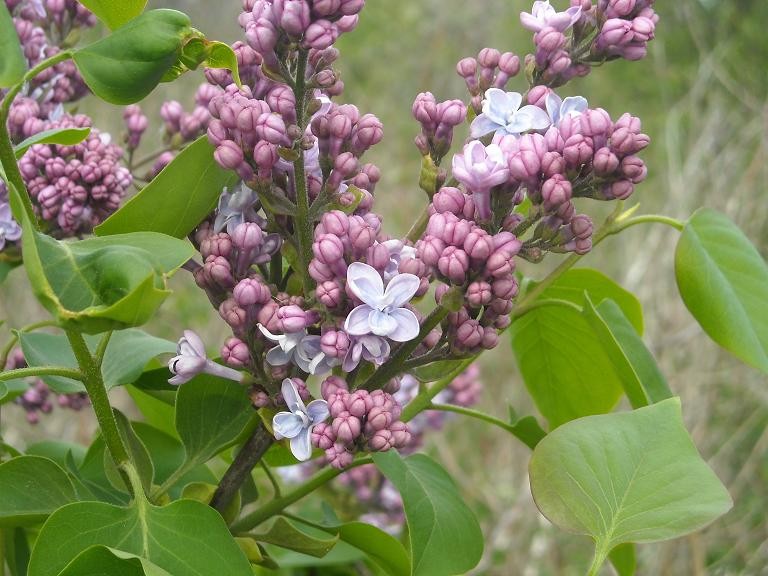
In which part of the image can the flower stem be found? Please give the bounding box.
[230,456,373,533]
[0,366,83,383]
[406,205,430,243]
[65,330,134,494]
[429,403,536,448]
[360,305,450,391]
[399,358,473,422]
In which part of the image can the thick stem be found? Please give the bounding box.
[0,366,83,382]
[66,331,133,492]
[586,542,609,576]
[400,358,473,422]
[291,50,314,295]
[210,423,274,513]
[230,456,373,533]
[360,305,450,391]
[406,205,430,243]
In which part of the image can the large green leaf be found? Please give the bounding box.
[96,137,237,238]
[675,208,768,373]
[175,377,254,469]
[14,127,91,158]
[583,296,673,408]
[27,498,252,576]
[127,386,178,439]
[0,456,78,527]
[0,2,25,88]
[20,329,176,394]
[3,527,31,576]
[529,398,732,573]
[58,546,173,576]
[510,300,624,428]
[251,517,339,558]
[372,451,483,576]
[72,10,192,105]
[21,224,195,333]
[335,521,410,576]
[77,0,148,29]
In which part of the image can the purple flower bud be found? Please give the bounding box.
[318,210,350,237]
[326,443,353,468]
[214,140,244,170]
[463,229,494,261]
[205,256,236,288]
[417,235,446,267]
[492,276,519,300]
[351,114,384,154]
[313,233,346,265]
[257,301,281,332]
[605,179,634,200]
[604,0,636,17]
[466,281,493,308]
[482,327,499,350]
[456,318,483,350]
[221,337,251,367]
[219,298,248,329]
[332,411,362,444]
[620,155,647,183]
[255,113,289,146]
[322,375,348,398]
[368,429,395,452]
[320,329,350,359]
[231,222,264,251]
[581,108,613,138]
[542,174,573,211]
[478,47,501,69]
[279,0,311,35]
[436,99,467,127]
[563,134,594,168]
[432,187,465,215]
[347,390,371,418]
[367,242,390,271]
[442,218,473,247]
[438,246,470,284]
[365,406,393,433]
[593,147,620,175]
[277,305,313,332]
[348,216,376,254]
[312,422,335,450]
[233,278,271,306]
[412,92,438,127]
[535,26,567,52]
[303,19,338,49]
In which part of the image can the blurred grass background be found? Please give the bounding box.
[2,0,767,574]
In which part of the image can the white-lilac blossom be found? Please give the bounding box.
[381,239,417,283]
[258,325,337,375]
[168,330,243,385]
[520,0,582,33]
[470,88,552,139]
[545,92,588,126]
[0,202,22,251]
[214,182,260,235]
[451,140,510,220]
[344,262,420,342]
[342,334,391,371]
[272,378,329,461]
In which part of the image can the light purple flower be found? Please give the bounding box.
[168,330,243,385]
[343,334,391,371]
[451,140,510,219]
[380,239,417,282]
[273,378,329,461]
[520,1,582,32]
[214,182,260,234]
[545,92,588,126]
[344,263,420,342]
[0,202,22,251]
[258,325,338,375]
[470,89,552,139]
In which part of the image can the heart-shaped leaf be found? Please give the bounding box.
[0,456,78,527]
[529,398,732,574]
[0,2,25,87]
[96,137,237,238]
[675,208,768,373]
[27,498,252,576]
[373,451,483,576]
[77,0,148,29]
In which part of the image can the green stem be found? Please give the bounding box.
[509,297,583,319]
[406,205,430,243]
[0,366,83,382]
[291,50,314,295]
[0,528,5,576]
[400,358,473,422]
[93,331,113,368]
[429,403,533,448]
[586,542,609,576]
[260,461,282,498]
[66,330,134,493]
[0,320,59,368]
[151,461,194,502]
[360,305,450,391]
[231,456,373,533]
[612,213,685,232]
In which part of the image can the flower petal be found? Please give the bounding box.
[306,399,330,424]
[367,309,397,337]
[266,345,291,366]
[273,411,304,440]
[517,105,552,130]
[345,304,374,335]
[545,92,562,124]
[469,114,502,139]
[290,427,313,461]
[346,262,384,306]
[257,324,281,343]
[383,272,420,308]
[387,308,421,342]
[281,378,306,413]
[180,330,206,358]
[560,96,588,119]
[519,11,544,32]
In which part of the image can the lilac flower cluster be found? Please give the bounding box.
[456,48,522,115]
[311,376,411,469]
[518,0,658,87]
[412,93,467,163]
[7,114,133,236]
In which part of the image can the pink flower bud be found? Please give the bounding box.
[277,305,312,332]
[231,222,264,251]
[317,280,344,308]
[620,155,647,183]
[221,337,250,367]
[438,246,470,284]
[456,319,483,349]
[491,276,519,300]
[326,443,354,468]
[542,174,573,211]
[535,26,566,52]
[214,141,244,170]
[313,233,346,264]
[332,411,362,444]
[312,422,335,450]
[464,229,494,261]
[321,329,350,358]
[368,429,394,452]
[219,299,247,328]
[432,187,465,215]
[466,281,493,308]
[303,19,338,50]
[593,147,620,175]
[233,278,271,306]
[322,375,348,398]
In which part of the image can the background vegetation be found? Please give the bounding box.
[1,1,766,573]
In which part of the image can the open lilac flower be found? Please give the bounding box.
[381,239,417,282]
[168,330,243,385]
[273,378,329,461]
[451,140,510,220]
[343,334,391,371]
[344,263,420,342]
[546,92,588,126]
[470,89,552,139]
[520,1,582,33]
[258,325,337,375]
[0,202,22,251]
[214,182,261,234]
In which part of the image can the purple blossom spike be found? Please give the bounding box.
[470,88,551,139]
[272,378,329,461]
[168,330,243,385]
[344,263,420,342]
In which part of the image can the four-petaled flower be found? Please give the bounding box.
[451,140,510,220]
[272,378,329,461]
[470,89,552,139]
[258,325,337,375]
[380,239,417,283]
[343,334,391,371]
[168,330,243,385]
[546,92,588,126]
[520,0,582,32]
[214,182,261,234]
[0,202,22,252]
[344,263,420,342]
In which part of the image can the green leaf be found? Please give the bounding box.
[251,517,339,558]
[96,137,238,238]
[0,456,78,526]
[27,498,252,576]
[0,378,29,405]
[0,260,20,284]
[58,546,174,576]
[72,10,192,105]
[0,2,26,88]
[675,208,768,373]
[529,398,732,573]
[203,41,241,87]
[372,451,483,576]
[26,441,87,469]
[127,386,178,439]
[110,410,154,493]
[21,224,195,332]
[583,296,672,408]
[510,299,624,428]
[609,543,636,576]
[14,127,91,158]
[507,406,547,450]
[335,521,410,576]
[77,0,148,29]
[3,527,31,576]
[411,359,467,383]
[20,329,176,394]
[175,377,254,468]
